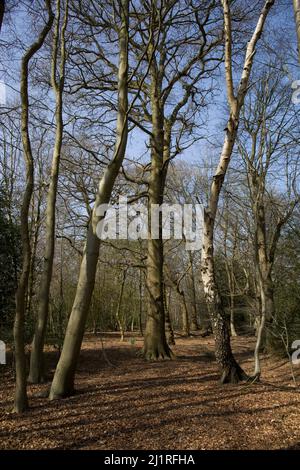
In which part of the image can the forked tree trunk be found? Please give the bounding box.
[49,0,129,399]
[14,1,54,413]
[28,0,68,384]
[200,0,274,383]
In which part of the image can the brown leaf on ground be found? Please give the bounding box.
[0,333,300,450]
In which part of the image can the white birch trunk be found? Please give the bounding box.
[201,0,275,383]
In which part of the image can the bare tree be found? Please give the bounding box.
[238,66,299,377]
[14,0,54,413]
[200,0,275,384]
[49,0,130,399]
[130,0,221,359]
[28,0,69,385]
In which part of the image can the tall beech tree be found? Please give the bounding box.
[49,0,130,399]
[200,0,275,384]
[28,0,69,385]
[14,0,54,413]
[130,0,222,359]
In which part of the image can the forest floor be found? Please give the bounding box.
[1,332,300,450]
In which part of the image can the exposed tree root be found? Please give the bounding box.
[49,384,75,401]
[244,373,261,385]
[140,346,175,361]
[220,359,249,384]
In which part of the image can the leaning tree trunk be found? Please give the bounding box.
[49,0,129,399]
[14,1,54,413]
[200,0,274,383]
[28,0,68,384]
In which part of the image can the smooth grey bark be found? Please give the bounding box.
[164,284,175,345]
[200,0,275,384]
[254,278,267,377]
[188,252,199,331]
[27,182,42,318]
[14,1,54,413]
[223,214,238,337]
[143,125,172,358]
[28,0,68,384]
[181,294,190,337]
[250,184,297,375]
[138,268,144,336]
[166,265,190,337]
[49,0,129,399]
[142,38,172,359]
[115,270,127,342]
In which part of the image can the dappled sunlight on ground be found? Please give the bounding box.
[1,333,300,450]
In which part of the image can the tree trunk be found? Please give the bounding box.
[26,187,42,317]
[14,1,54,413]
[115,270,126,342]
[294,0,300,63]
[138,268,143,336]
[230,291,238,337]
[49,0,129,399]
[164,285,175,345]
[189,253,199,330]
[253,197,275,352]
[144,229,172,357]
[181,294,190,337]
[202,210,247,383]
[200,0,274,383]
[142,44,172,360]
[0,0,4,33]
[29,0,68,384]
[253,280,267,377]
